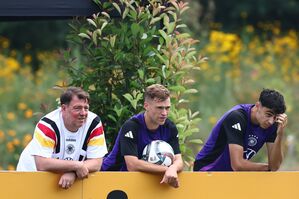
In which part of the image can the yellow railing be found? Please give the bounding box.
[1,171,298,199]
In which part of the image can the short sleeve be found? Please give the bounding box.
[30,122,56,158]
[86,119,108,159]
[119,120,140,157]
[222,109,248,147]
[167,121,181,155]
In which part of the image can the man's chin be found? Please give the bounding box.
[158,119,166,125]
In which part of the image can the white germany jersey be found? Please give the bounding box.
[17,108,108,171]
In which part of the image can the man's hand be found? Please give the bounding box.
[276,113,288,135]
[75,161,89,179]
[58,172,76,189]
[160,165,179,188]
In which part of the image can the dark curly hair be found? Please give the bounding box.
[259,89,286,114]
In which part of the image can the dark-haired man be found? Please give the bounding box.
[101,84,183,188]
[17,87,108,189]
[194,89,287,171]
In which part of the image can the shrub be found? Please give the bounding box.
[64,0,206,169]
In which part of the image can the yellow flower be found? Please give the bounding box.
[10,50,17,57]
[246,25,254,33]
[18,102,27,110]
[25,109,33,118]
[0,130,5,140]
[13,138,20,146]
[23,134,33,147]
[6,112,16,121]
[7,164,15,171]
[8,130,16,137]
[7,142,14,153]
[208,116,217,125]
[1,39,9,49]
[6,57,20,71]
[24,55,32,64]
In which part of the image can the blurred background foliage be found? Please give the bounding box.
[0,0,298,170]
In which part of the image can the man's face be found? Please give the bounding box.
[256,102,277,129]
[144,97,171,126]
[61,95,89,131]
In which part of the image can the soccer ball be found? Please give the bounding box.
[142,140,174,167]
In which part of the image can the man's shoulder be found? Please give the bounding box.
[41,108,60,122]
[87,111,99,120]
[122,117,141,129]
[228,108,247,119]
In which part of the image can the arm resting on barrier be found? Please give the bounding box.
[34,156,89,178]
[229,144,269,171]
[160,154,183,188]
[124,155,168,173]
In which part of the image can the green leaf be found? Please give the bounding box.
[150,17,162,25]
[101,12,110,19]
[112,3,122,15]
[78,33,90,39]
[122,7,129,19]
[138,69,144,80]
[176,24,187,29]
[123,93,133,102]
[110,35,116,47]
[87,19,97,28]
[92,31,98,45]
[169,85,186,92]
[162,65,167,78]
[101,22,108,31]
[107,114,117,122]
[167,22,176,34]
[145,78,156,84]
[131,23,139,37]
[183,89,198,94]
[188,139,203,144]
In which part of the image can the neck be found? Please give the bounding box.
[144,112,159,131]
[62,115,78,132]
[250,105,259,125]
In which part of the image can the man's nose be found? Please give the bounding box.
[80,109,88,115]
[161,108,168,115]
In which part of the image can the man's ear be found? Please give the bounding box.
[255,101,261,108]
[144,101,148,110]
[61,104,66,111]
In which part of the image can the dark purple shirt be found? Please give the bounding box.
[194,104,277,171]
[101,113,180,171]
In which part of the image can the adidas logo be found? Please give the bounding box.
[124,131,134,139]
[232,123,241,131]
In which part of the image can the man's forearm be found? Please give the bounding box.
[34,156,82,173]
[170,155,184,172]
[268,135,284,171]
[83,158,102,172]
[231,159,269,171]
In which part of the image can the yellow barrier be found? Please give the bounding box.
[1,171,299,199]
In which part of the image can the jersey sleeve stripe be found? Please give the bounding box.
[35,130,55,148]
[88,126,104,141]
[41,117,61,153]
[88,136,105,147]
[37,123,57,142]
[82,116,101,151]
